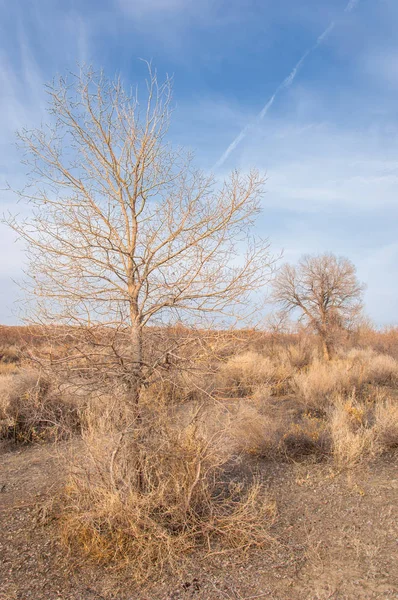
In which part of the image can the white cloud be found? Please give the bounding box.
[237,118,398,211]
[202,108,398,325]
[0,34,48,324]
[365,49,398,89]
[357,242,398,326]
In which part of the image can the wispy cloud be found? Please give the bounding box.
[0,4,94,323]
[235,113,398,325]
[0,0,396,326]
[345,0,360,13]
[235,114,398,210]
[214,0,361,170]
[364,48,398,89]
[117,0,189,16]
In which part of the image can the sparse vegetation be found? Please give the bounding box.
[1,323,398,594]
[1,63,398,598]
[60,399,274,581]
[218,350,292,397]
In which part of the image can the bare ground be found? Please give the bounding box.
[1,441,398,600]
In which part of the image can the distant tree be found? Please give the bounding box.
[4,66,275,405]
[272,253,365,359]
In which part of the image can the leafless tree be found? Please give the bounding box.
[272,253,364,359]
[4,66,275,404]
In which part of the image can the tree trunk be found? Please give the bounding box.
[130,316,145,493]
[130,318,143,406]
[321,336,332,361]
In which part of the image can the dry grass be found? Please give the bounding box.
[0,370,80,443]
[140,366,216,406]
[292,359,364,412]
[218,351,292,397]
[329,394,376,468]
[60,398,275,581]
[228,402,281,458]
[227,399,330,460]
[281,414,330,459]
[374,397,398,450]
[274,341,316,370]
[292,350,398,413]
[329,388,398,468]
[1,327,397,584]
[224,348,398,467]
[162,343,398,469]
[345,348,398,385]
[1,326,398,587]
[0,363,20,376]
[0,345,20,365]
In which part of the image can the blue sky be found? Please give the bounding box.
[0,0,397,325]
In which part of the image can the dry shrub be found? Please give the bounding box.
[228,400,329,460]
[369,354,398,384]
[345,348,398,385]
[0,370,80,442]
[280,415,330,459]
[292,349,398,413]
[355,325,398,359]
[292,359,364,411]
[250,383,273,410]
[275,342,316,371]
[374,397,398,450]
[218,351,292,397]
[328,388,398,467]
[0,344,20,364]
[61,399,275,581]
[330,394,376,467]
[229,402,281,458]
[0,362,20,376]
[140,367,216,407]
[231,388,398,467]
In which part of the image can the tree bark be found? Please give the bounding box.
[321,335,332,361]
[130,315,145,492]
[130,317,143,406]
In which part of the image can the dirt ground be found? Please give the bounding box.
[1,441,398,600]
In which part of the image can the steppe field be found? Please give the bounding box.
[1,325,398,600]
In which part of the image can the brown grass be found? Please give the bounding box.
[0,344,20,364]
[218,351,293,397]
[229,399,330,460]
[0,370,81,443]
[281,414,330,459]
[328,387,398,468]
[0,362,20,376]
[345,348,398,385]
[228,402,281,458]
[291,349,398,413]
[374,396,398,450]
[274,341,316,370]
[292,359,364,412]
[329,394,375,468]
[220,346,398,467]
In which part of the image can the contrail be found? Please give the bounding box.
[317,21,336,44]
[214,0,360,170]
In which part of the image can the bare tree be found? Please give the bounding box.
[5,66,275,404]
[272,253,364,359]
